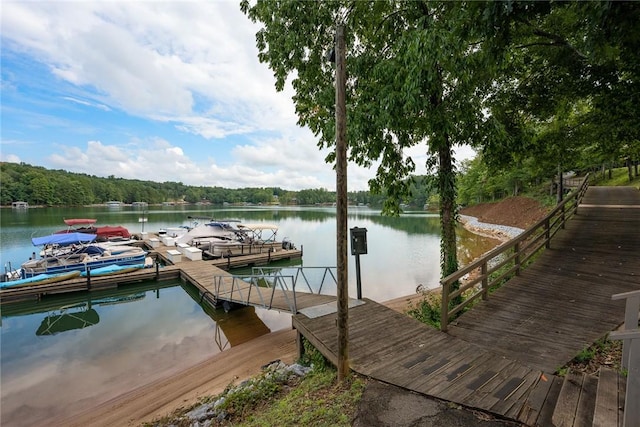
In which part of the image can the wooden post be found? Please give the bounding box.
[612,290,640,368]
[545,218,550,249]
[481,262,488,299]
[335,23,349,382]
[440,280,450,332]
[610,329,640,427]
[611,290,640,427]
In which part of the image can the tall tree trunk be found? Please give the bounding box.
[438,139,460,306]
[334,23,349,382]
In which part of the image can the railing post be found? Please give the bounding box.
[441,281,450,332]
[560,204,566,229]
[292,275,298,313]
[610,330,640,427]
[481,262,489,299]
[545,218,551,249]
[610,290,640,427]
[514,242,521,276]
[612,290,640,368]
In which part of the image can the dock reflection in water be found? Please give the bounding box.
[0,280,291,427]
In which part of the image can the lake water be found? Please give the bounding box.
[0,205,499,426]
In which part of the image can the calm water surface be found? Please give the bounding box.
[0,205,499,426]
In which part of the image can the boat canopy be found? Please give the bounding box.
[32,232,97,246]
[64,218,97,226]
[237,224,279,242]
[237,224,278,231]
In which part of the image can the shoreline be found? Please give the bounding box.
[458,214,524,242]
[53,294,426,427]
[54,218,512,427]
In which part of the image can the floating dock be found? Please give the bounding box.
[0,237,303,304]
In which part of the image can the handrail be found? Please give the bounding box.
[610,289,640,427]
[440,174,591,331]
[211,266,338,313]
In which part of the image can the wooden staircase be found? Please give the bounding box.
[523,368,626,427]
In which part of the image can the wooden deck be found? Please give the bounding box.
[178,261,337,313]
[293,186,639,426]
[448,186,640,373]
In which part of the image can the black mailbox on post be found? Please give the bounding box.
[350,227,367,300]
[350,227,368,255]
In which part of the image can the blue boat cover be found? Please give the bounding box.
[31,232,97,246]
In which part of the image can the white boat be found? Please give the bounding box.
[18,233,148,279]
[173,219,246,247]
[204,223,296,258]
[11,201,29,209]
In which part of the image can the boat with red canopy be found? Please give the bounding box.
[57,219,132,241]
[64,219,97,226]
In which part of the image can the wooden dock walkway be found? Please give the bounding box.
[178,262,338,313]
[0,242,302,303]
[293,186,640,426]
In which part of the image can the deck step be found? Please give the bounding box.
[552,372,588,427]
[593,368,624,427]
[546,369,626,427]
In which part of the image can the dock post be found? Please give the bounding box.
[155,261,159,281]
[86,267,91,290]
[296,330,305,360]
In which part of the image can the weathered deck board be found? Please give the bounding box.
[593,368,620,427]
[293,186,639,425]
[447,188,640,375]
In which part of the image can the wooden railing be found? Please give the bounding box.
[440,174,591,332]
[609,289,640,427]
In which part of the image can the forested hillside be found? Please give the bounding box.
[0,162,440,207]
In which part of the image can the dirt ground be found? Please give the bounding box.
[54,197,547,427]
[460,196,549,230]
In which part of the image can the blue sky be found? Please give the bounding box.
[1,1,475,191]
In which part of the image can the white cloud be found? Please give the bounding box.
[2,1,294,135]
[1,153,22,164]
[63,97,111,111]
[2,2,478,193]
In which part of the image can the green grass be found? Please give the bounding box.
[556,335,623,376]
[145,338,366,427]
[591,166,640,187]
[241,369,365,427]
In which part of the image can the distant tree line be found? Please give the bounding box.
[0,162,440,208]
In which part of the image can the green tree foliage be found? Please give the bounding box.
[480,1,640,183]
[0,162,399,208]
[240,1,498,286]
